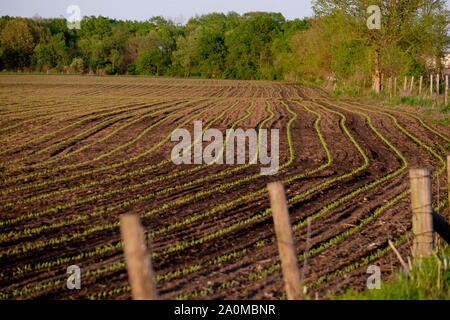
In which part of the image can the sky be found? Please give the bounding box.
[0,0,315,23]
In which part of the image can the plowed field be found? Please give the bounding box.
[0,75,448,300]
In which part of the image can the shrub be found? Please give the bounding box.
[126,63,136,75]
[136,49,170,76]
[70,57,85,74]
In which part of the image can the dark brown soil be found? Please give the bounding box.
[0,75,448,300]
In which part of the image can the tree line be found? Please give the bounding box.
[0,0,447,85]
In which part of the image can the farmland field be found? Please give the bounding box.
[0,74,448,300]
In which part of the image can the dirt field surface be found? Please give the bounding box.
[0,75,448,300]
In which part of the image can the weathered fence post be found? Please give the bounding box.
[448,155,450,222]
[410,169,434,259]
[445,75,448,106]
[120,214,158,300]
[409,76,414,95]
[430,74,433,97]
[388,77,392,98]
[437,74,440,103]
[403,76,407,94]
[419,76,423,96]
[268,182,303,300]
[394,77,397,96]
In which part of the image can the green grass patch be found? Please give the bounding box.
[333,248,450,300]
[430,117,450,126]
[388,95,434,108]
[328,87,363,98]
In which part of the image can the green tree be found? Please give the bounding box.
[225,14,282,79]
[311,0,449,91]
[32,43,51,71]
[108,49,122,74]
[136,49,170,75]
[125,33,161,65]
[80,16,113,39]
[47,33,70,70]
[78,35,107,71]
[0,18,44,69]
[173,30,199,77]
[196,28,227,77]
[271,18,309,80]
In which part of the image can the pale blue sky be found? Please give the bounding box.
[0,0,315,23]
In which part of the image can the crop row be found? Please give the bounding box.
[0,96,153,135]
[0,101,210,201]
[148,100,373,260]
[0,99,261,248]
[143,95,446,300]
[0,98,225,195]
[0,97,270,276]
[0,98,318,297]
[0,99,245,231]
[78,99,362,300]
[0,98,207,170]
[157,94,442,299]
[2,99,202,172]
[0,99,173,157]
[331,99,447,176]
[84,193,448,300]
[0,99,283,254]
[0,84,446,298]
[1,86,298,189]
[0,99,247,238]
[0,80,247,146]
[0,96,289,282]
[212,96,447,298]
[0,95,301,297]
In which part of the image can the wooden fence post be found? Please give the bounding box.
[268,182,303,300]
[120,214,158,300]
[430,74,433,97]
[409,76,414,95]
[419,76,423,96]
[437,74,440,103]
[448,155,450,223]
[445,75,448,106]
[403,76,407,94]
[410,169,434,259]
[394,77,397,97]
[388,77,392,98]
